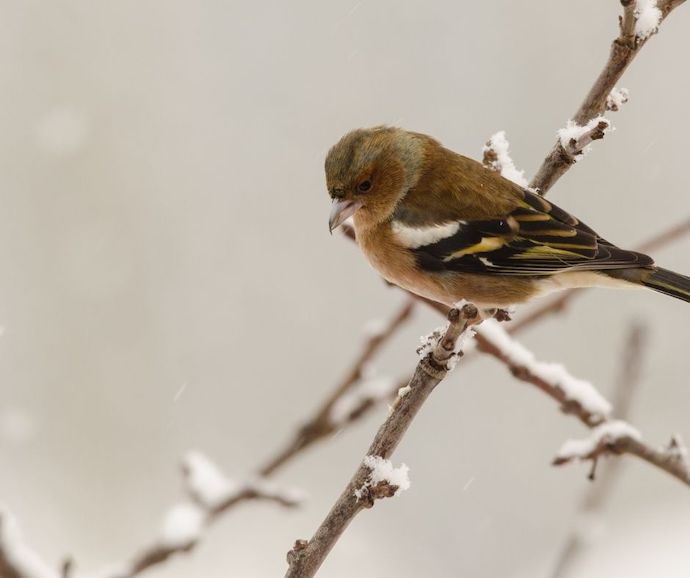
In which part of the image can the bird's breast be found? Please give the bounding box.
[354,221,458,305]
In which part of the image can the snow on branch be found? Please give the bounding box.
[468,319,690,487]
[159,503,206,551]
[635,0,663,39]
[553,420,641,467]
[476,319,612,420]
[553,422,690,484]
[0,510,58,578]
[557,116,612,162]
[182,451,236,510]
[35,299,413,578]
[606,87,630,111]
[530,0,686,194]
[5,4,688,575]
[417,309,476,370]
[354,456,411,506]
[462,316,690,487]
[482,131,529,187]
[3,452,307,578]
[182,452,305,512]
[284,304,482,578]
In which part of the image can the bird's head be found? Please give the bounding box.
[325,126,426,233]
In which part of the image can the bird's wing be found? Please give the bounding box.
[396,191,653,276]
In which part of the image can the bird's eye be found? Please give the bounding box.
[357,180,372,193]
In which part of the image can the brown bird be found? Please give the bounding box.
[326,126,690,308]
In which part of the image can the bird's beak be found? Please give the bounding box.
[329,199,363,233]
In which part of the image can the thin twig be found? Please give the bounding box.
[284,305,481,578]
[259,298,416,477]
[548,323,645,578]
[61,557,74,578]
[530,0,686,194]
[114,471,305,578]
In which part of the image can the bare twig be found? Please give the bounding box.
[60,558,74,578]
[284,305,481,578]
[548,323,645,578]
[530,0,686,194]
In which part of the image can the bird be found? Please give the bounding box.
[325,126,690,308]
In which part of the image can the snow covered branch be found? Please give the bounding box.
[284,305,482,578]
[482,131,529,187]
[0,510,58,578]
[476,320,611,426]
[0,301,415,578]
[112,453,305,577]
[605,87,629,111]
[0,453,304,578]
[557,117,612,161]
[530,0,686,194]
[410,294,690,488]
[474,321,690,487]
[553,428,690,484]
[553,421,643,470]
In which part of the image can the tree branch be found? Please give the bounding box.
[473,320,690,487]
[404,292,690,487]
[284,305,481,578]
[0,299,417,578]
[3,3,688,574]
[530,0,686,194]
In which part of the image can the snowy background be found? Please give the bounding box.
[1,1,689,577]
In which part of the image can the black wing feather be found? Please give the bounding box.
[411,191,653,277]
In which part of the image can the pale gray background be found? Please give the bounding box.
[1,1,689,577]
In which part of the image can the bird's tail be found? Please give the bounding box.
[635,267,690,303]
[605,266,690,303]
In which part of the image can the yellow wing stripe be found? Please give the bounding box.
[445,236,505,259]
[510,245,583,259]
[512,213,551,222]
[525,228,578,238]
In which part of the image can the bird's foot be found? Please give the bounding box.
[482,307,513,323]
